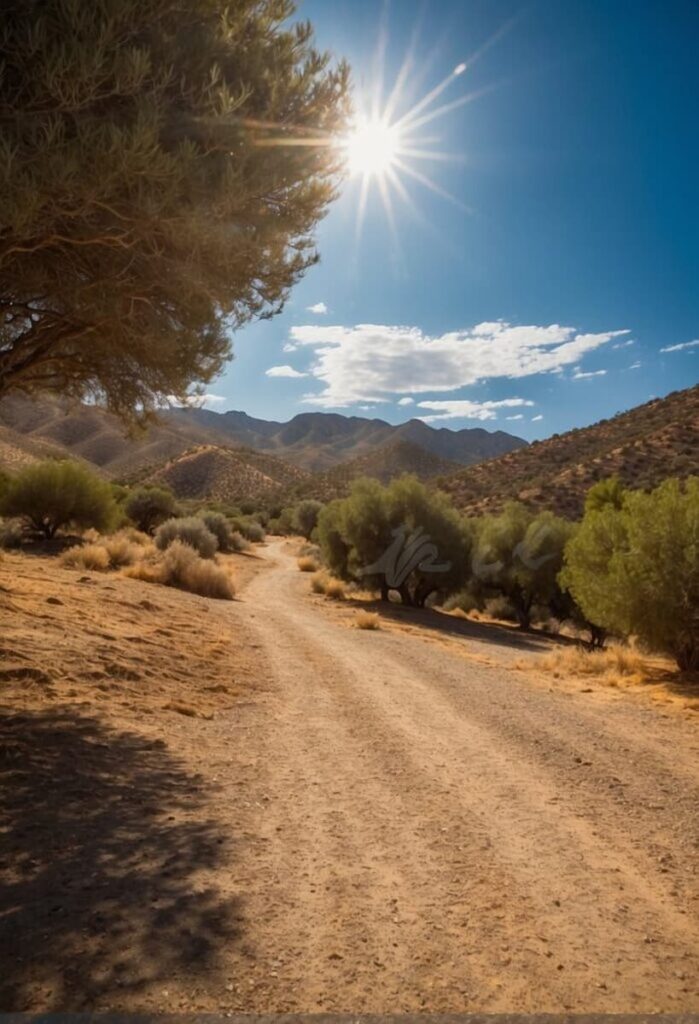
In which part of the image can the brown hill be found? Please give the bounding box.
[287,439,464,502]
[140,444,309,505]
[437,385,699,519]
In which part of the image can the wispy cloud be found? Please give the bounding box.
[306,301,328,315]
[629,360,642,369]
[572,369,607,379]
[397,397,414,406]
[506,414,524,420]
[416,398,535,422]
[265,365,307,379]
[166,392,225,407]
[532,414,543,422]
[660,338,699,353]
[613,338,635,349]
[288,321,628,407]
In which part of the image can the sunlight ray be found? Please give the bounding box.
[392,157,472,213]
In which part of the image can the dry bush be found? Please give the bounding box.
[297,555,319,572]
[229,530,250,553]
[310,572,328,594]
[60,543,110,571]
[537,643,648,684]
[155,516,218,558]
[449,607,470,620]
[102,533,144,568]
[126,540,234,600]
[0,517,24,549]
[119,526,152,546]
[355,610,380,630]
[324,578,345,600]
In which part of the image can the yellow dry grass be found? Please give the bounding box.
[125,540,235,600]
[537,642,650,686]
[297,555,319,572]
[355,610,380,630]
[324,578,345,600]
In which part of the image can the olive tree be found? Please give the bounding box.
[561,477,699,671]
[471,503,575,629]
[0,460,117,538]
[0,0,350,418]
[317,476,471,606]
[293,499,323,540]
[124,486,177,534]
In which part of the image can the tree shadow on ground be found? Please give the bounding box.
[345,595,574,655]
[0,708,241,1010]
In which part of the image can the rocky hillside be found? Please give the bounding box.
[137,444,309,505]
[286,439,463,502]
[438,385,699,519]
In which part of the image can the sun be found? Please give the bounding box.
[345,117,401,178]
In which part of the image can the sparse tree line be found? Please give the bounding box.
[308,475,698,672]
[0,459,268,599]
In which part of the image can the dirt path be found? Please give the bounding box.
[215,539,699,1013]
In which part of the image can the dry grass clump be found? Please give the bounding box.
[125,540,235,600]
[355,610,380,630]
[310,571,328,594]
[324,578,345,600]
[60,531,147,571]
[537,643,648,685]
[297,555,319,572]
[60,542,110,571]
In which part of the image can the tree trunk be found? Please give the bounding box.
[399,581,414,606]
[380,581,389,602]
[676,641,699,672]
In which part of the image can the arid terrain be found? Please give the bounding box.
[1,539,698,1013]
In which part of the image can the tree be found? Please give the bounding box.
[0,0,350,419]
[293,499,323,539]
[125,486,177,534]
[317,476,471,606]
[561,477,699,671]
[0,460,116,537]
[584,476,626,514]
[472,503,574,629]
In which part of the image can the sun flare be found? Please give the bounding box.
[345,117,400,177]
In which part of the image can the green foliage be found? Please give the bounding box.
[124,486,176,534]
[472,503,575,628]
[201,511,234,552]
[0,460,116,538]
[584,476,626,514]
[293,499,323,539]
[229,516,265,543]
[155,516,218,559]
[561,477,699,670]
[0,0,350,417]
[317,476,471,606]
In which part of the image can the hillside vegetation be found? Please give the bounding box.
[438,386,699,518]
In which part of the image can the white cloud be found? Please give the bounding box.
[282,342,297,353]
[416,397,535,422]
[265,364,307,379]
[572,369,607,379]
[629,361,642,369]
[288,321,629,407]
[613,338,635,349]
[506,414,524,420]
[166,392,225,407]
[306,301,328,315]
[532,414,544,421]
[397,397,414,406]
[660,338,699,353]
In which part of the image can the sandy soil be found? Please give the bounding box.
[1,540,698,1012]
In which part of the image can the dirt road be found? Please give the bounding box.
[216,539,699,1013]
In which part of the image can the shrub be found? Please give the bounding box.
[324,578,345,600]
[0,517,24,549]
[201,511,234,553]
[0,460,117,538]
[355,610,380,630]
[311,572,328,594]
[561,476,699,671]
[155,516,218,559]
[127,541,234,600]
[293,499,324,539]
[102,533,144,568]
[229,530,250,553]
[60,543,110,571]
[298,555,319,572]
[124,487,177,534]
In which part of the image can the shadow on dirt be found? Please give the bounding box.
[345,595,571,655]
[0,708,241,1010]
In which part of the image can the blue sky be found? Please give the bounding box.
[206,0,698,439]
